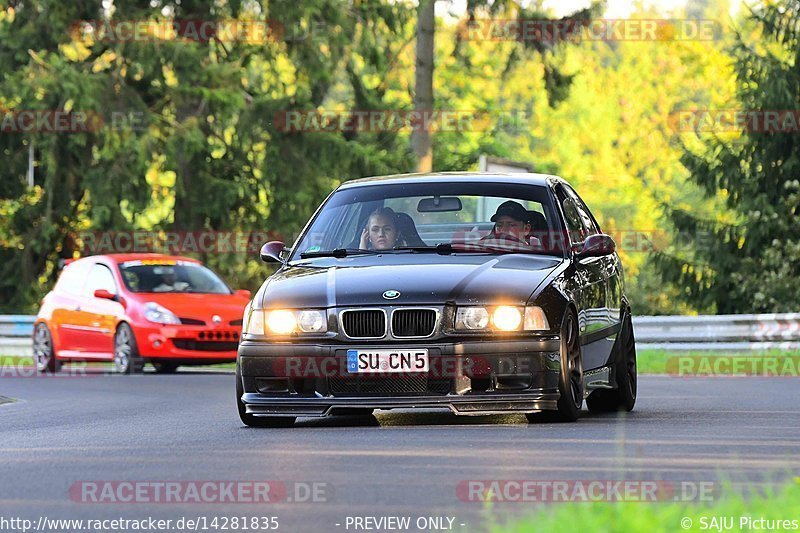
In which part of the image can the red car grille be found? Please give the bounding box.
[197,331,239,341]
[178,317,205,325]
[173,339,238,352]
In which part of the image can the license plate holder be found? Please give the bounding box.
[346,349,429,373]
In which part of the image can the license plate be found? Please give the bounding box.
[346,349,429,373]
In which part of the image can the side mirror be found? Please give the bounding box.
[576,234,616,258]
[235,289,251,299]
[93,289,117,301]
[260,241,286,263]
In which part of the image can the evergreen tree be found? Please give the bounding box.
[655,1,800,313]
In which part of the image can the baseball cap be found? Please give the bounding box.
[490,201,530,223]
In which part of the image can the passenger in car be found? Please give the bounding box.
[359,207,403,250]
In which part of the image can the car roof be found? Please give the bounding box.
[72,253,202,265]
[338,171,565,189]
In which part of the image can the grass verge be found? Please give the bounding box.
[490,478,800,532]
[637,349,800,374]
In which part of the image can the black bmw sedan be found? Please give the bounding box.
[236,172,637,427]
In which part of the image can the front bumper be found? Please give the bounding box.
[133,324,239,361]
[238,338,561,417]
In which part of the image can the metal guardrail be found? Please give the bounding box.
[0,315,36,357]
[1,314,799,356]
[633,313,800,351]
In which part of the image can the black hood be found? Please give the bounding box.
[258,254,563,308]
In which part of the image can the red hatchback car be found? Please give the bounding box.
[33,254,250,374]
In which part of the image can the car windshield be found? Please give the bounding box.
[118,260,231,294]
[291,181,565,260]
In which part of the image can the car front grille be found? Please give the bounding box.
[173,339,239,352]
[178,317,205,325]
[391,309,437,337]
[328,375,451,396]
[341,310,385,339]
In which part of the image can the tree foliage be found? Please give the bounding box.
[655,1,800,313]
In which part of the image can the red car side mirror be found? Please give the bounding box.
[94,289,116,300]
[235,289,251,299]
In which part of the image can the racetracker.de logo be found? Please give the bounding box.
[69,481,330,504]
[458,18,721,42]
[71,19,285,43]
[0,110,104,133]
[273,109,527,133]
[667,356,800,377]
[669,110,800,133]
[456,480,716,502]
[0,359,96,379]
[77,231,283,255]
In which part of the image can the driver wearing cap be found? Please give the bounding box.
[482,200,533,245]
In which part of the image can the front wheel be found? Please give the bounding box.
[33,323,61,373]
[114,323,144,374]
[527,310,583,423]
[236,362,295,428]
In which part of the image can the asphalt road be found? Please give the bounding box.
[1,369,799,533]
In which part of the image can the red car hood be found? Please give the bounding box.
[134,293,248,324]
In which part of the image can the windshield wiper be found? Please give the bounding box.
[300,248,383,259]
[451,240,551,255]
[393,244,454,255]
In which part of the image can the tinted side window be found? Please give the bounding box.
[557,191,589,244]
[557,185,599,245]
[565,186,600,236]
[84,264,117,296]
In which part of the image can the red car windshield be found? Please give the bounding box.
[119,260,231,294]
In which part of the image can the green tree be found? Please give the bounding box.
[0,0,416,311]
[654,1,800,313]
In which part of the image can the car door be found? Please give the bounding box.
[565,185,623,340]
[52,260,92,353]
[79,262,122,357]
[555,184,612,371]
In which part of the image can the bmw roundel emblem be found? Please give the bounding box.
[382,290,400,300]
[212,315,222,325]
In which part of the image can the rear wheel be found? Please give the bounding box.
[527,310,583,423]
[114,323,144,374]
[236,362,296,428]
[586,310,637,413]
[152,361,179,374]
[33,323,61,373]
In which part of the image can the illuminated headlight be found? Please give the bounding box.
[143,302,181,325]
[454,305,549,332]
[257,309,328,335]
[455,307,490,330]
[492,306,522,331]
[265,310,296,334]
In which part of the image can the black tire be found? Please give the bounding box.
[113,323,144,374]
[33,323,61,373]
[152,361,179,374]
[236,362,296,428]
[527,310,583,423]
[586,310,637,413]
